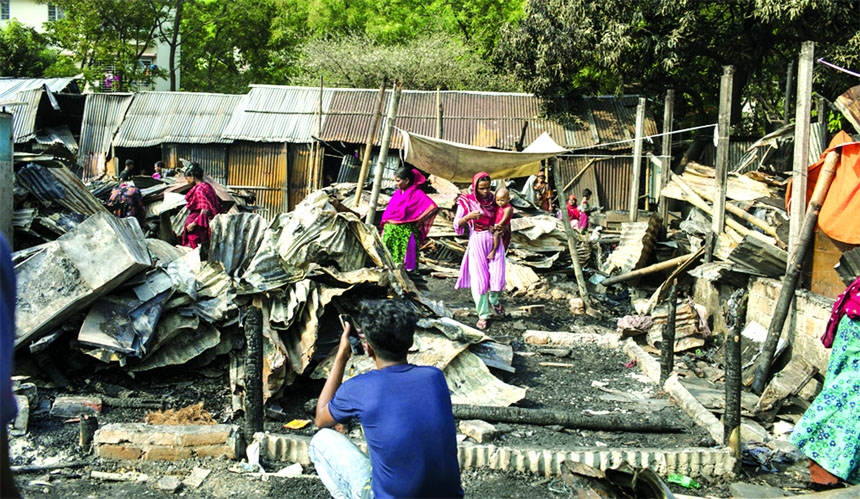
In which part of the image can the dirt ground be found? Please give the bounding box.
[7,271,840,498]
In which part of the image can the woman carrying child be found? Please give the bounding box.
[454,172,507,330]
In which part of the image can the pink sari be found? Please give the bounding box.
[181,181,220,249]
[380,169,439,241]
[454,172,505,295]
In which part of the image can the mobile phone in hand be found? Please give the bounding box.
[339,314,364,355]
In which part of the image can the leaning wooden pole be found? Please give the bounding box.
[366,80,402,226]
[353,80,387,206]
[751,149,840,394]
[711,66,734,258]
[660,280,677,384]
[551,158,592,312]
[602,253,697,287]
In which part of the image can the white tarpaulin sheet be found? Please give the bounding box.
[402,130,569,182]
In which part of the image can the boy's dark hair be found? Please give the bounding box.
[358,299,417,361]
[582,188,593,198]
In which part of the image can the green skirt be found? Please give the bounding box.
[382,222,416,265]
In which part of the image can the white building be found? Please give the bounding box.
[1,0,178,92]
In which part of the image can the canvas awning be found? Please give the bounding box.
[402,130,569,183]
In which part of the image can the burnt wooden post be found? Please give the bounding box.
[660,280,677,383]
[367,80,402,226]
[658,90,674,229]
[751,149,840,394]
[243,305,264,444]
[353,80,387,206]
[710,65,733,265]
[788,41,815,256]
[724,288,747,468]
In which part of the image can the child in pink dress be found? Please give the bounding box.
[488,187,514,261]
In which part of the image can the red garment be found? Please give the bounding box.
[822,275,860,348]
[455,172,496,231]
[494,204,514,250]
[181,181,220,249]
[380,169,439,241]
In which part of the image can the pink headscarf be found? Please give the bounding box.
[380,169,439,241]
[821,275,860,348]
[456,172,496,231]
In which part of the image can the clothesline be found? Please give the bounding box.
[565,123,718,153]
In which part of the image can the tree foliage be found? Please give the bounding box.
[179,0,298,93]
[0,19,56,77]
[495,0,860,133]
[292,32,521,91]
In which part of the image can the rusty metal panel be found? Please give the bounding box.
[163,144,228,185]
[114,91,243,147]
[228,142,289,220]
[288,143,314,211]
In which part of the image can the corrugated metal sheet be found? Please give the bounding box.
[0,77,77,99]
[3,88,41,143]
[33,126,78,155]
[228,142,289,219]
[222,86,333,143]
[556,156,633,212]
[164,144,228,185]
[78,93,135,179]
[114,91,244,147]
[287,143,313,212]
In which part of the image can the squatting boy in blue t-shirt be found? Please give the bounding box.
[310,299,463,499]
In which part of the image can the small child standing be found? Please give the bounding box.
[488,187,514,261]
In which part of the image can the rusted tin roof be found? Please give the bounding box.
[114,91,244,147]
[78,93,135,167]
[216,86,655,150]
[0,77,79,143]
[222,85,334,142]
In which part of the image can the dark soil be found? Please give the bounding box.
[8,272,828,498]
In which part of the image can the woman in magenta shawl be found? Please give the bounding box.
[181,162,221,249]
[454,172,507,330]
[380,166,439,271]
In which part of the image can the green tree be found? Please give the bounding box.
[179,0,298,92]
[0,19,56,77]
[292,31,521,91]
[495,0,860,133]
[44,0,173,91]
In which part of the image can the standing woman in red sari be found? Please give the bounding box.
[380,166,439,272]
[181,162,221,250]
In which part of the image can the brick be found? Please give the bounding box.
[96,444,142,461]
[459,420,497,443]
[144,446,192,461]
[520,305,545,316]
[179,425,233,446]
[146,430,181,447]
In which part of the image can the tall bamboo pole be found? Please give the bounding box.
[436,88,443,139]
[751,149,839,395]
[366,80,402,226]
[353,80,387,206]
[712,66,733,238]
[629,97,646,222]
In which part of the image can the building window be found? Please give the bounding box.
[48,3,65,21]
[1,1,10,21]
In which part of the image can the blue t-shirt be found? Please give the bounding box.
[328,364,463,499]
[1,234,17,426]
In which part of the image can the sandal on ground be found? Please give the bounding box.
[476,318,488,330]
[493,303,505,316]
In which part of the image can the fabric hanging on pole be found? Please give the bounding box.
[401,130,569,183]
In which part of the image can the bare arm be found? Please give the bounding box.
[314,323,354,428]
